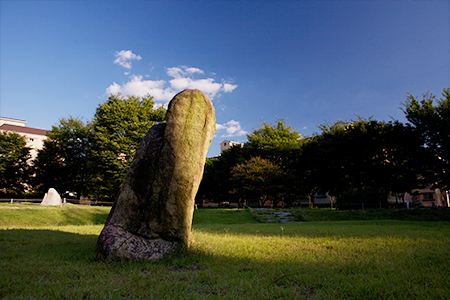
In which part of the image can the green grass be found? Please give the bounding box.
[193,208,260,224]
[0,203,111,227]
[1,205,450,299]
[296,207,450,222]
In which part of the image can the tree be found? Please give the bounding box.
[230,156,285,207]
[246,119,305,201]
[89,94,166,200]
[246,119,303,165]
[0,132,31,195]
[297,117,423,207]
[403,88,449,190]
[196,144,249,205]
[293,120,358,208]
[33,116,93,199]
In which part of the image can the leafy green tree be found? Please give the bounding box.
[246,119,305,201]
[33,116,93,199]
[246,119,303,164]
[197,144,249,205]
[230,156,285,207]
[403,88,449,190]
[89,94,166,200]
[297,118,422,206]
[0,132,31,195]
[342,118,421,201]
[198,119,304,206]
[294,135,330,208]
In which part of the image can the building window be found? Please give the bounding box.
[422,193,434,201]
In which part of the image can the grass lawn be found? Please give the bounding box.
[1,205,449,299]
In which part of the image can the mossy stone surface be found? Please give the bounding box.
[96,89,215,260]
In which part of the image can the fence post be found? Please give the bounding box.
[63,198,66,208]
[10,198,13,204]
[362,203,364,211]
[379,202,382,209]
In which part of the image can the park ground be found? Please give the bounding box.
[1,204,449,299]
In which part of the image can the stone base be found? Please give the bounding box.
[96,224,183,260]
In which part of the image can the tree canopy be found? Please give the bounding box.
[246,119,303,165]
[0,132,31,195]
[197,144,249,204]
[230,156,285,206]
[403,88,449,190]
[5,88,448,207]
[33,116,93,199]
[88,94,166,200]
[297,118,423,204]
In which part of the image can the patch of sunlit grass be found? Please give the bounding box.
[0,205,111,227]
[1,207,449,299]
[190,221,450,299]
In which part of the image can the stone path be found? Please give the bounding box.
[249,208,301,223]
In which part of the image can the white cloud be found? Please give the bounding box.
[113,50,142,69]
[170,77,223,98]
[216,120,247,137]
[166,66,237,99]
[106,65,238,103]
[106,75,176,101]
[216,124,226,130]
[106,82,122,95]
[166,67,184,79]
[166,66,204,78]
[185,67,204,75]
[222,82,238,93]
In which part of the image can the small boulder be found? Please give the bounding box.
[40,188,62,206]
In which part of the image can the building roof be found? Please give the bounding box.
[0,124,49,136]
[0,116,27,126]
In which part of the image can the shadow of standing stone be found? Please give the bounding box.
[96,89,215,260]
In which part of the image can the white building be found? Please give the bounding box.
[220,140,243,154]
[0,117,49,160]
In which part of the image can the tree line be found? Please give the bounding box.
[197,89,449,207]
[0,94,165,200]
[0,89,448,205]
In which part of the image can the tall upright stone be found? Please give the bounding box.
[96,89,215,260]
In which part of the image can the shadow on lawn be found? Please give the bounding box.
[1,227,449,299]
[0,229,99,262]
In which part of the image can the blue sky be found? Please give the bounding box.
[1,1,449,157]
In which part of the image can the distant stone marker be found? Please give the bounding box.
[40,188,62,206]
[96,89,215,260]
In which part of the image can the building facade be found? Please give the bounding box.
[0,117,49,160]
[388,188,448,208]
[220,140,243,154]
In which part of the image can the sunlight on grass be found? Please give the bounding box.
[189,222,450,299]
[0,205,111,227]
[1,206,450,299]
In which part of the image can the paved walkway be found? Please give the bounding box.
[249,208,301,223]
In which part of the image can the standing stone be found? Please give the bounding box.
[96,89,215,260]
